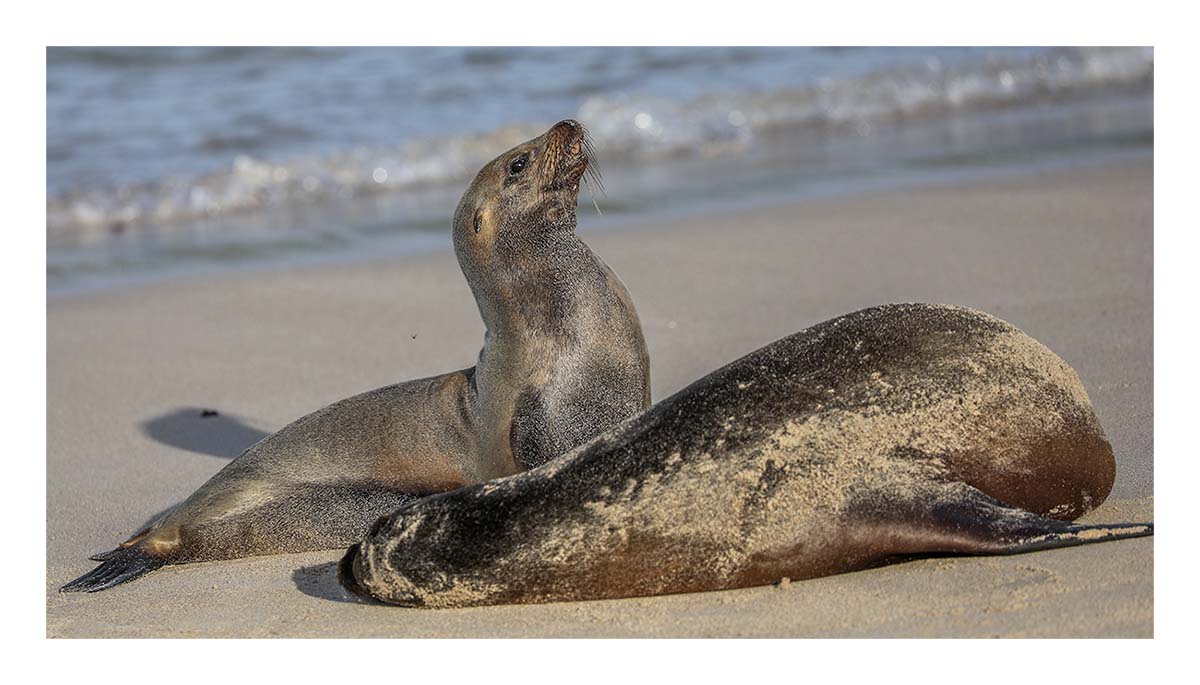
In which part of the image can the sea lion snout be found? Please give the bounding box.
[540,120,591,191]
[550,119,582,137]
[548,120,586,159]
[558,120,582,152]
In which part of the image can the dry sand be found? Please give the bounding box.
[46,158,1153,637]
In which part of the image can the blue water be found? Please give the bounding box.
[46,47,1153,293]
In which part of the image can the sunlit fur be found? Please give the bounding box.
[62,120,650,593]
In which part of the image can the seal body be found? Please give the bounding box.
[63,120,650,592]
[340,304,1151,608]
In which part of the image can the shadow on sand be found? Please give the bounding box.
[292,560,365,604]
[140,406,271,459]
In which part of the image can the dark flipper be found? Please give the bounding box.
[906,485,1153,557]
[90,505,179,561]
[60,547,166,593]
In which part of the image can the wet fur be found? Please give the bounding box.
[63,121,651,592]
[342,304,1152,608]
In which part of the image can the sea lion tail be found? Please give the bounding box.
[60,547,166,593]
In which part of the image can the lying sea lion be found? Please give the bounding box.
[339,303,1152,608]
[63,120,650,592]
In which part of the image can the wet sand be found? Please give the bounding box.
[46,157,1152,637]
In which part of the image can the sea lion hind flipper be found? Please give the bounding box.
[87,525,160,561]
[60,546,166,593]
[982,520,1155,555]
[898,485,1153,557]
[88,505,180,561]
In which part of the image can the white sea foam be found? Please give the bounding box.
[47,48,1151,244]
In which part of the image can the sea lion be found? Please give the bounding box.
[339,303,1152,608]
[62,119,651,592]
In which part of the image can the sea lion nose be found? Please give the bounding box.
[550,120,584,154]
[552,119,581,134]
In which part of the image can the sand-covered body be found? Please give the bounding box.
[341,303,1150,608]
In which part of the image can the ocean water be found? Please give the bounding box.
[46,46,1153,293]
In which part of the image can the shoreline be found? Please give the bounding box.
[47,157,1153,637]
[48,145,1151,301]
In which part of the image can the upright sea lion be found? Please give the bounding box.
[340,304,1152,608]
[62,120,651,592]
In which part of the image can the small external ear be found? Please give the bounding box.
[473,205,495,236]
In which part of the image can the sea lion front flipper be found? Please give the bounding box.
[886,484,1153,558]
[61,546,167,593]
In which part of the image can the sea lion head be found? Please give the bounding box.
[452,119,596,272]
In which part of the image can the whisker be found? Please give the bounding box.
[583,177,603,216]
[581,130,605,196]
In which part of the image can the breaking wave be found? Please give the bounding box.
[47,47,1152,247]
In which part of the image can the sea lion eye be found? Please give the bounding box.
[474,213,482,234]
[508,155,528,175]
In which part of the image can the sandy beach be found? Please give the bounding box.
[46,157,1153,638]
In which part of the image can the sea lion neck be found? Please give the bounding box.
[463,224,591,339]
